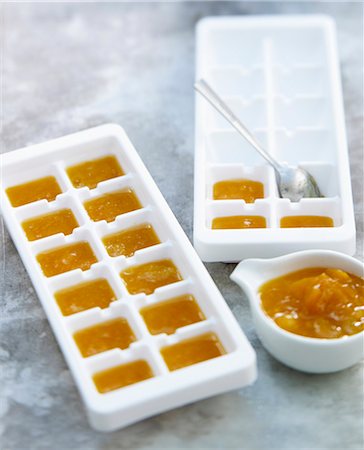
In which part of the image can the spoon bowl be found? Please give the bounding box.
[277,164,323,201]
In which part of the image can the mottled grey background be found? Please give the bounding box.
[1,2,363,449]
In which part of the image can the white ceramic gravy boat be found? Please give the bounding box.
[231,250,364,373]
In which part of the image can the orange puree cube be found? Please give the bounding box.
[55,279,116,316]
[103,224,160,257]
[93,360,154,393]
[120,259,182,295]
[213,179,264,202]
[6,176,62,207]
[212,215,266,229]
[161,333,226,371]
[280,216,334,228]
[37,241,97,277]
[140,295,205,335]
[84,189,142,223]
[67,155,124,189]
[22,209,78,241]
[74,318,136,357]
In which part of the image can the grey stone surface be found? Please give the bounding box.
[1,2,363,449]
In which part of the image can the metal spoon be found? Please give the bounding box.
[195,79,323,202]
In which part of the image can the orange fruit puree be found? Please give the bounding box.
[280,216,334,228]
[93,360,154,393]
[55,278,116,316]
[74,318,136,357]
[84,189,142,223]
[212,215,266,229]
[120,259,182,295]
[22,209,78,241]
[67,155,124,189]
[213,179,264,203]
[260,267,364,339]
[161,333,226,371]
[37,241,97,277]
[140,295,205,335]
[103,224,160,257]
[6,176,62,207]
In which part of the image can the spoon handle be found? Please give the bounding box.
[194,79,281,172]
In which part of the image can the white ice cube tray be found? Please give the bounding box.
[0,124,256,431]
[194,15,356,262]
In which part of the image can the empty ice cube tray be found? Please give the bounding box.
[0,124,256,431]
[194,15,356,262]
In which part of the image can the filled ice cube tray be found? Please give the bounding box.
[0,124,256,431]
[194,15,356,262]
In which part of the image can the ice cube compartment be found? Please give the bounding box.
[0,124,256,431]
[194,15,356,261]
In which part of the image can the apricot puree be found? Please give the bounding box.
[260,268,364,339]
[37,241,97,277]
[67,155,124,189]
[93,360,154,393]
[84,189,142,223]
[103,224,160,257]
[6,176,62,207]
[140,295,205,335]
[74,318,136,357]
[213,179,264,203]
[22,209,78,241]
[161,333,226,371]
[120,259,182,295]
[212,215,266,229]
[55,278,116,316]
[280,216,334,228]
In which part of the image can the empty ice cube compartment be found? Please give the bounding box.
[209,67,265,99]
[206,130,269,166]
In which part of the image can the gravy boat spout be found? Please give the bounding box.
[230,259,271,296]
